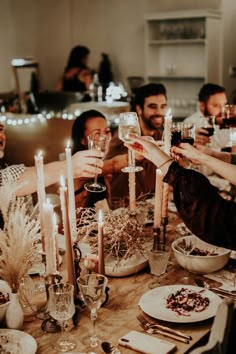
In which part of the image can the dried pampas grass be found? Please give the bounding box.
[0,176,40,293]
[76,207,147,263]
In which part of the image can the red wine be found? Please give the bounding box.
[199,127,214,137]
[171,130,181,146]
[181,137,194,145]
[222,116,236,127]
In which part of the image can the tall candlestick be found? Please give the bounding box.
[34,151,46,251]
[129,172,136,212]
[154,169,164,228]
[97,209,105,275]
[59,176,76,288]
[161,182,169,219]
[163,109,172,156]
[43,199,57,275]
[65,140,77,241]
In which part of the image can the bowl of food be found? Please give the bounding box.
[0,280,12,322]
[172,235,231,274]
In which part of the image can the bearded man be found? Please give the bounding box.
[105,83,168,199]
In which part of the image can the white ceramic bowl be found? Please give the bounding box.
[172,235,231,274]
[0,280,12,322]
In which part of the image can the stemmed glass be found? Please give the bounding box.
[198,116,215,138]
[48,283,76,352]
[118,112,143,173]
[77,273,108,348]
[178,235,196,284]
[84,132,111,193]
[221,105,236,147]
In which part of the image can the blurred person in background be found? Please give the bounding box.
[184,83,229,149]
[56,45,93,99]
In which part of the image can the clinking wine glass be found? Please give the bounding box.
[198,116,215,137]
[221,105,236,147]
[181,123,195,145]
[48,283,76,353]
[118,112,143,173]
[77,273,108,348]
[84,132,111,193]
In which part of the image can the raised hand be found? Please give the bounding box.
[72,150,104,178]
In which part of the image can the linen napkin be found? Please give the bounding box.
[204,269,236,292]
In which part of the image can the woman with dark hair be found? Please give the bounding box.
[71,109,129,208]
[56,45,93,94]
[71,110,111,208]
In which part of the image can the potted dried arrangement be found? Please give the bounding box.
[76,207,152,277]
[0,180,40,328]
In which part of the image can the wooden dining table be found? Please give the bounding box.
[22,211,221,354]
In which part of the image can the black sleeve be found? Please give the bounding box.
[163,162,236,251]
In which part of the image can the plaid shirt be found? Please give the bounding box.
[0,164,25,186]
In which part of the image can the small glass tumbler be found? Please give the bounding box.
[148,244,170,289]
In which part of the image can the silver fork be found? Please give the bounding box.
[137,314,192,343]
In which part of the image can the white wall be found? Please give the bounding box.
[1,0,236,98]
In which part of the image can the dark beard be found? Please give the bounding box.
[144,115,164,130]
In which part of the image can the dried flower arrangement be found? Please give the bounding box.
[76,206,151,265]
[0,178,40,293]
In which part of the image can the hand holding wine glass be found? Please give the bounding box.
[77,273,108,348]
[48,283,76,352]
[84,132,111,193]
[118,112,143,173]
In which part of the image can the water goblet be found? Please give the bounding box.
[84,132,111,193]
[178,235,196,284]
[118,112,143,173]
[77,273,108,348]
[148,244,171,289]
[48,283,76,352]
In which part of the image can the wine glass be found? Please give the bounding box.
[48,283,76,352]
[178,235,196,284]
[221,105,236,147]
[84,132,111,193]
[147,244,171,289]
[118,112,143,173]
[198,116,215,137]
[77,273,108,348]
[181,123,195,145]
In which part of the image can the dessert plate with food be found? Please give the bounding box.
[139,285,222,323]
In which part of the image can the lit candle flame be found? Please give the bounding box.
[165,108,172,119]
[36,150,43,159]
[66,140,71,149]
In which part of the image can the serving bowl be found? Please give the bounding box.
[0,280,12,322]
[172,235,231,274]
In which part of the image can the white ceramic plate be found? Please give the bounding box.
[139,285,222,323]
[0,329,37,354]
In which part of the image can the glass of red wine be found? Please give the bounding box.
[198,116,215,137]
[181,123,195,145]
[171,122,182,146]
[221,105,236,148]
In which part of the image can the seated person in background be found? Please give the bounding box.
[126,135,236,251]
[184,83,229,149]
[71,110,128,208]
[56,45,93,96]
[105,83,167,200]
